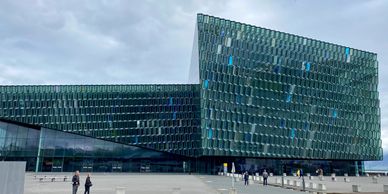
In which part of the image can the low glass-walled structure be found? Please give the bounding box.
[0,119,190,172]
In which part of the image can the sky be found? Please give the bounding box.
[0,0,387,169]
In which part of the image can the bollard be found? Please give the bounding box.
[309,182,317,189]
[287,179,292,186]
[293,173,297,177]
[372,176,378,184]
[344,177,350,182]
[352,185,361,192]
[306,173,311,180]
[331,173,336,182]
[366,173,370,177]
[302,177,306,191]
[172,187,181,194]
[269,173,273,177]
[319,175,324,181]
[281,176,285,187]
[255,173,259,176]
[318,183,326,191]
[356,173,360,177]
[344,173,348,177]
[116,187,126,194]
[229,188,237,194]
[293,180,301,187]
[275,178,281,184]
[282,173,287,177]
[384,185,388,192]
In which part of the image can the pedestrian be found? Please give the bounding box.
[296,169,300,177]
[243,171,249,186]
[72,170,80,194]
[262,169,268,186]
[299,169,304,179]
[84,173,93,194]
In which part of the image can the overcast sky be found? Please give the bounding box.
[0,0,387,168]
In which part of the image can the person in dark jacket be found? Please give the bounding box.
[243,171,249,185]
[72,170,80,194]
[84,173,92,194]
[299,168,304,179]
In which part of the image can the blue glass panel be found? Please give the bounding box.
[290,128,296,138]
[304,122,309,130]
[220,30,225,37]
[228,55,233,66]
[280,119,286,128]
[286,94,292,102]
[245,134,251,142]
[306,62,311,72]
[236,96,241,104]
[173,112,177,120]
[332,109,338,118]
[325,51,330,59]
[208,129,213,139]
[345,47,350,55]
[204,80,209,89]
[273,65,281,74]
[169,97,173,106]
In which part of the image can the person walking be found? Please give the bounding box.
[84,173,92,194]
[243,171,249,186]
[262,169,268,186]
[299,168,304,179]
[72,170,80,194]
[296,169,300,177]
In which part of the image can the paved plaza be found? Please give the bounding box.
[25,173,215,194]
[216,174,388,194]
[198,175,303,194]
[277,175,388,193]
[24,173,388,194]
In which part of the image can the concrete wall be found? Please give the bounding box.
[0,161,26,194]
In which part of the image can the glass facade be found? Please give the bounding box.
[0,119,191,172]
[0,84,201,157]
[0,14,382,174]
[192,14,382,161]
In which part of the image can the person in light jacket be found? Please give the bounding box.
[262,169,269,186]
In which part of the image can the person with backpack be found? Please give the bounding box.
[84,173,93,194]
